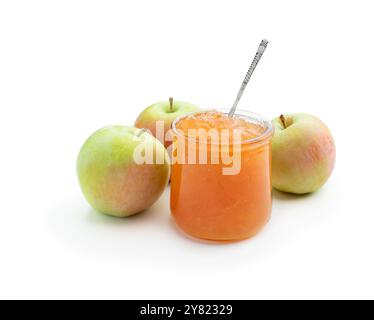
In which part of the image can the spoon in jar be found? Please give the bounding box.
[228,39,269,117]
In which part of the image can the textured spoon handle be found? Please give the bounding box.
[229,39,268,117]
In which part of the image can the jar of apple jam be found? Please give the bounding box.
[170,109,274,241]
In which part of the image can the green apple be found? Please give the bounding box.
[271,113,336,194]
[134,98,200,149]
[77,126,170,217]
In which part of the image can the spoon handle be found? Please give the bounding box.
[229,39,268,117]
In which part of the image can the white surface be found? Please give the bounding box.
[0,0,373,300]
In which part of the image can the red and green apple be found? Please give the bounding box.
[271,113,336,194]
[134,98,200,149]
[77,126,170,217]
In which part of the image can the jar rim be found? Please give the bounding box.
[171,108,274,146]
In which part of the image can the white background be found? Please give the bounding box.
[1,0,373,300]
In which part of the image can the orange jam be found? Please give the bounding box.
[176,110,264,141]
[170,109,274,241]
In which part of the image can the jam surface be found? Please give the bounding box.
[176,110,265,142]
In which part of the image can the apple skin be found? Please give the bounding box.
[271,113,336,194]
[134,100,200,149]
[77,126,170,217]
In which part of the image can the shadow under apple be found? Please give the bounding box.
[272,188,316,202]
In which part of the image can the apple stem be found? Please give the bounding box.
[169,97,174,112]
[280,114,287,128]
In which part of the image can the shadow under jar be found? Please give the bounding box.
[170,109,274,241]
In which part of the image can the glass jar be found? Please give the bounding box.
[170,109,274,241]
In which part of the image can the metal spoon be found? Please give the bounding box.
[228,39,269,117]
